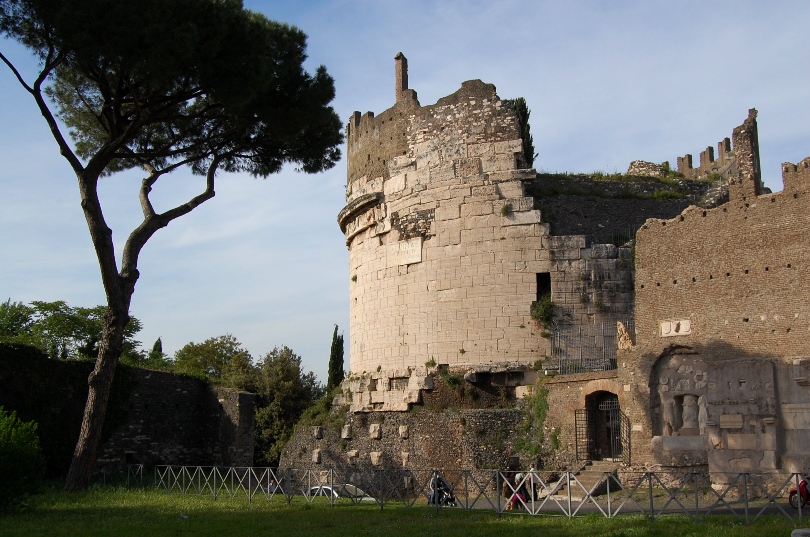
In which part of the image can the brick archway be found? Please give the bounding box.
[575,378,629,463]
[580,378,623,406]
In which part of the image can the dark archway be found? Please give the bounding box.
[576,391,628,462]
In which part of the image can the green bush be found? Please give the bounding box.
[0,407,45,510]
[530,293,553,329]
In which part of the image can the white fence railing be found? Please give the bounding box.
[143,465,808,524]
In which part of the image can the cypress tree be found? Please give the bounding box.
[514,97,538,168]
[327,325,345,391]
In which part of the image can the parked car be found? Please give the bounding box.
[306,484,375,503]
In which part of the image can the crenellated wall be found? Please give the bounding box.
[634,128,808,357]
[676,135,737,180]
[611,110,810,477]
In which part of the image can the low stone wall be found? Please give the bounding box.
[0,345,254,476]
[280,404,524,476]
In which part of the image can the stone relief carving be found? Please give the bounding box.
[617,321,634,350]
[682,394,699,429]
[698,394,708,435]
[652,353,708,437]
[660,318,692,337]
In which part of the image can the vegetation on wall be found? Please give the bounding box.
[530,293,554,329]
[511,97,538,168]
[514,379,560,463]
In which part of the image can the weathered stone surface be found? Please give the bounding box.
[719,414,744,429]
[336,60,810,486]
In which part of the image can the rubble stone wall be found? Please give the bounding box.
[280,407,523,475]
[0,349,254,476]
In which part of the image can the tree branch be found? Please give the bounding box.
[3,47,86,176]
[121,157,221,280]
[0,51,36,94]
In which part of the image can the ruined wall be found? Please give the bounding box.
[529,174,706,243]
[280,407,524,475]
[634,170,809,357]
[0,348,254,476]
[97,370,255,471]
[676,135,737,180]
[548,238,634,328]
[615,110,810,475]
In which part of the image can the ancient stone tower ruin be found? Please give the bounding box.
[337,54,637,412]
[291,54,810,482]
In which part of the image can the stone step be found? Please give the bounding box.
[553,462,620,498]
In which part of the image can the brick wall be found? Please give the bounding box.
[634,169,810,358]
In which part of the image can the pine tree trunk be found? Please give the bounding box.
[63,308,128,491]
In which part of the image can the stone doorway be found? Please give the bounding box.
[575,391,630,463]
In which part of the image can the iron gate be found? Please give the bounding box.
[575,403,630,465]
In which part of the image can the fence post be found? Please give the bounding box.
[743,473,749,524]
[497,471,501,519]
[380,469,384,511]
[693,472,699,520]
[648,472,655,520]
[567,471,573,518]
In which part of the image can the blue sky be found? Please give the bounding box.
[1,1,808,382]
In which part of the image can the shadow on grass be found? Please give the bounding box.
[0,486,800,537]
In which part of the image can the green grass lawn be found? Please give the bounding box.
[0,486,802,537]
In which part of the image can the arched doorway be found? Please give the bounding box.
[575,391,630,463]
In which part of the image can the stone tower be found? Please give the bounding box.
[338,54,551,410]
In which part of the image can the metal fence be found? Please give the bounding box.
[547,320,634,375]
[147,465,809,524]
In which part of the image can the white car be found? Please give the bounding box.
[306,484,375,503]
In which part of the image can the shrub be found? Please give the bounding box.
[530,293,554,329]
[0,407,45,510]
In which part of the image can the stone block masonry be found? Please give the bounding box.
[331,54,810,489]
[337,54,692,412]
[341,54,549,380]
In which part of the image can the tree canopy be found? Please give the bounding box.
[0,0,343,490]
[173,334,253,386]
[253,346,323,466]
[0,299,142,362]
